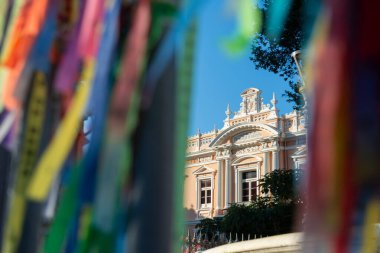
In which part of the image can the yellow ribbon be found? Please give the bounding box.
[361,200,380,253]
[27,61,93,201]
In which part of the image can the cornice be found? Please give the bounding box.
[186,149,215,159]
[185,160,216,168]
[284,130,307,137]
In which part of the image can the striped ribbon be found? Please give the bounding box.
[2,71,47,253]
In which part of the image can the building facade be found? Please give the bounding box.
[184,87,307,226]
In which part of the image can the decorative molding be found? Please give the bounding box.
[199,156,213,163]
[185,160,215,168]
[231,139,278,156]
[196,209,213,220]
[195,175,214,211]
[193,166,215,175]
[233,131,262,144]
[281,144,306,151]
[267,110,279,120]
[209,122,279,147]
[291,147,307,159]
[234,164,260,203]
[283,130,307,138]
[235,146,260,155]
[216,148,231,158]
[186,149,215,158]
[232,155,263,166]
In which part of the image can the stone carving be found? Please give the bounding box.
[235,146,259,155]
[233,131,261,143]
[261,103,271,111]
[216,149,231,157]
[199,156,212,163]
[234,140,273,155]
[223,149,230,156]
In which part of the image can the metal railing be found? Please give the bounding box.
[182,231,268,253]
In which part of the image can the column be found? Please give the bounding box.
[224,159,231,208]
[263,152,269,175]
[216,159,222,210]
[272,150,279,170]
[234,167,238,203]
[196,179,199,210]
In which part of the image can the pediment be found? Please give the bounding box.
[292,147,307,158]
[193,166,214,175]
[232,155,263,166]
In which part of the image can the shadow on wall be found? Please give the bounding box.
[184,205,197,222]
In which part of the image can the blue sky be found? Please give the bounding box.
[188,0,293,135]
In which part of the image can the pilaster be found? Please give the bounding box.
[224,158,231,208]
[216,159,222,210]
[272,150,279,170]
[263,151,269,174]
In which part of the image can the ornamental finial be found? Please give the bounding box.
[271,92,278,110]
[225,104,231,118]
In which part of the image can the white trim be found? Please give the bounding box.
[196,179,199,210]
[224,159,231,208]
[231,154,263,166]
[283,131,307,138]
[193,165,215,175]
[204,232,303,253]
[234,164,260,203]
[264,152,269,175]
[291,147,307,170]
[186,149,215,158]
[195,176,214,211]
[281,144,307,151]
[291,147,307,157]
[272,150,279,170]
[185,160,216,168]
[294,159,306,169]
[217,159,222,210]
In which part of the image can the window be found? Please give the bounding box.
[241,171,258,202]
[200,179,212,208]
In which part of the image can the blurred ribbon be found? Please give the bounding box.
[266,0,293,39]
[27,62,93,201]
[222,0,262,55]
[2,72,47,253]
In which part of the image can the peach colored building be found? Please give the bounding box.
[184,87,307,226]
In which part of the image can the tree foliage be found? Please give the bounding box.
[250,0,306,110]
[196,169,304,237]
[221,198,297,236]
[259,169,304,204]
